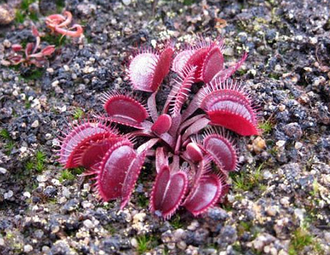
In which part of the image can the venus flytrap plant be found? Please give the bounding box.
[58,37,259,219]
[45,11,84,38]
[7,26,55,67]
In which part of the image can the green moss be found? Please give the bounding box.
[60,169,75,182]
[136,192,149,207]
[0,129,11,140]
[288,227,313,255]
[231,163,264,192]
[43,33,67,47]
[73,108,84,120]
[25,150,46,173]
[59,167,84,182]
[15,0,39,23]
[25,98,31,109]
[20,68,44,81]
[170,214,183,229]
[259,120,273,134]
[0,129,15,155]
[136,235,158,254]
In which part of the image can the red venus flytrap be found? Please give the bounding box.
[58,37,259,219]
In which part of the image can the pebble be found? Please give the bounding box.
[2,39,11,48]
[81,201,93,209]
[4,190,13,199]
[31,120,39,128]
[37,174,48,182]
[250,136,266,153]
[83,219,94,229]
[251,233,276,251]
[283,122,302,140]
[266,206,278,217]
[131,238,138,248]
[187,220,199,231]
[24,244,33,253]
[23,191,31,198]
[133,212,146,223]
[276,140,286,148]
[177,241,187,250]
[324,232,330,243]
[0,167,7,174]
[295,142,303,150]
[0,238,4,246]
[122,0,131,5]
[280,197,290,207]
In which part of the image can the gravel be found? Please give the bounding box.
[0,0,329,254]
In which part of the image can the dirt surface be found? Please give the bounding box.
[0,0,329,254]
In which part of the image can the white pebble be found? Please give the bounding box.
[122,0,131,5]
[0,167,7,174]
[83,219,94,229]
[31,120,39,128]
[23,191,31,198]
[24,244,33,253]
[4,190,13,199]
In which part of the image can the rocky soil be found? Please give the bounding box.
[0,0,329,254]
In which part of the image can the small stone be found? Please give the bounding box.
[24,244,33,253]
[0,238,4,246]
[278,104,286,111]
[3,39,11,48]
[23,191,31,198]
[187,220,199,231]
[173,229,186,242]
[133,212,146,223]
[283,123,302,140]
[131,238,138,248]
[4,190,13,199]
[83,219,94,229]
[266,206,277,216]
[177,241,187,250]
[0,167,7,174]
[0,4,15,25]
[294,142,303,150]
[122,0,131,5]
[309,37,318,45]
[62,187,71,198]
[51,80,59,87]
[81,201,93,209]
[280,197,290,207]
[276,140,286,148]
[324,232,330,243]
[37,174,48,182]
[251,137,266,153]
[278,250,288,255]
[263,170,273,180]
[31,120,39,128]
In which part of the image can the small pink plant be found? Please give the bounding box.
[45,11,83,38]
[7,26,55,67]
[58,37,259,219]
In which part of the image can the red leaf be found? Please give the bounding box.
[41,45,56,56]
[203,133,237,172]
[102,93,149,128]
[151,114,172,135]
[96,141,136,201]
[150,46,174,92]
[120,151,146,209]
[59,122,114,167]
[150,165,188,219]
[183,174,222,216]
[201,46,224,83]
[128,52,159,92]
